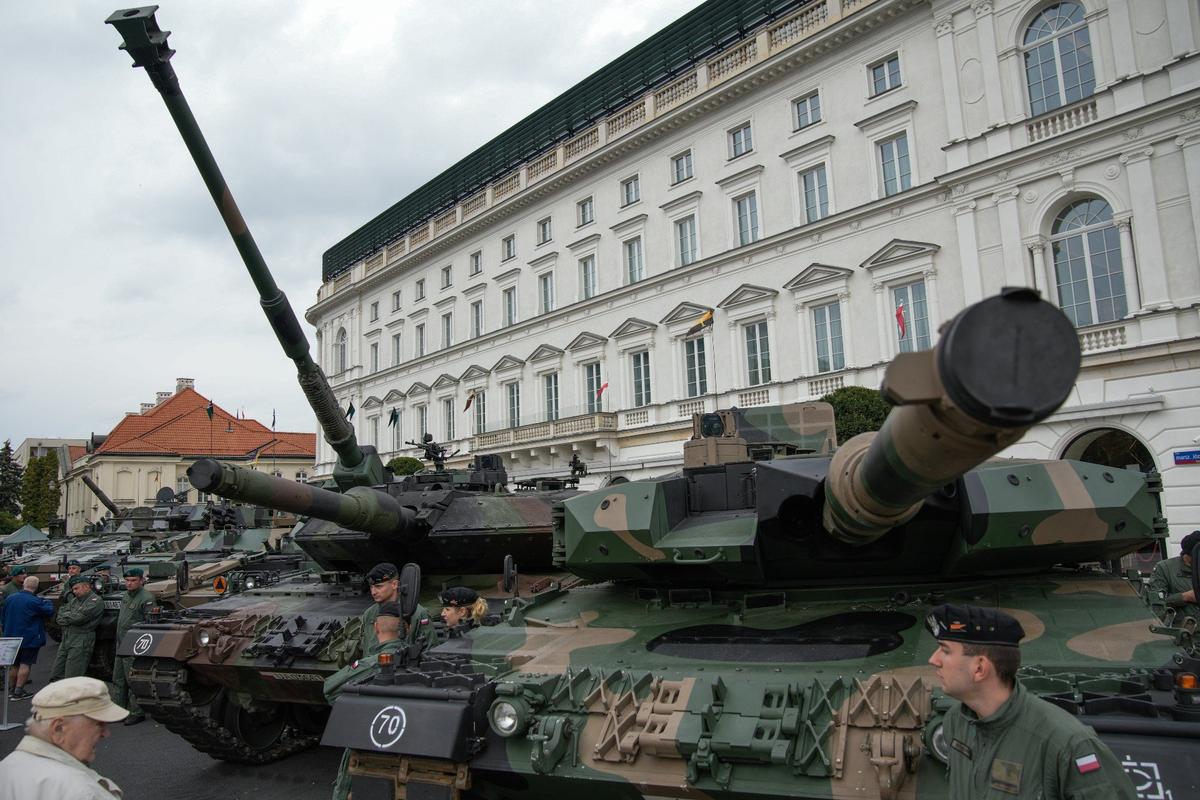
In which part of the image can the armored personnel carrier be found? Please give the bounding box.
[317,290,1199,800]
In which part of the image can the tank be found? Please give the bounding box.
[316,290,1200,800]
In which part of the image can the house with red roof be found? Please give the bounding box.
[60,378,315,533]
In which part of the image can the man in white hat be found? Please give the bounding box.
[0,675,127,799]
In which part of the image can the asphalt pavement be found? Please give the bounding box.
[0,640,343,799]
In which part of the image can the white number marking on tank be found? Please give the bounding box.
[369,705,408,749]
[132,633,154,655]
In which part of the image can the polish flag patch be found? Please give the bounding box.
[1075,754,1100,774]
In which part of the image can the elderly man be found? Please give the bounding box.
[50,575,104,681]
[2,576,55,700]
[359,562,434,657]
[0,675,127,799]
[1148,530,1200,623]
[112,566,154,725]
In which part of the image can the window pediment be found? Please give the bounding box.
[784,264,854,291]
[660,302,713,325]
[610,318,657,339]
[610,214,648,235]
[432,373,460,390]
[382,389,405,403]
[492,354,526,373]
[528,344,565,363]
[459,364,490,382]
[405,381,430,396]
[361,395,383,410]
[861,239,940,270]
[718,284,779,309]
[566,233,602,251]
[566,331,607,351]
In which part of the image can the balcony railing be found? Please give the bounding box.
[1078,322,1127,354]
[1026,98,1098,144]
[471,411,617,450]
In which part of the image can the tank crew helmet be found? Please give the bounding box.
[68,575,94,587]
[1181,530,1200,557]
[367,563,399,585]
[439,586,480,607]
[925,604,1025,648]
[376,602,402,619]
[123,567,144,578]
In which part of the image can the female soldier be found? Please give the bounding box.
[438,586,489,630]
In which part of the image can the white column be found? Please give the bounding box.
[873,282,889,361]
[1119,147,1169,309]
[727,320,740,394]
[973,2,1006,127]
[954,201,983,304]
[1113,213,1142,313]
[1106,0,1139,81]
[1176,133,1200,263]
[1023,236,1048,295]
[923,269,943,342]
[992,189,1027,288]
[935,15,965,142]
[764,308,780,395]
[794,303,812,375]
[1166,0,1197,60]
[669,335,682,407]
[837,291,856,369]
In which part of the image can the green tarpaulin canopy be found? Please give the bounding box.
[3,524,48,545]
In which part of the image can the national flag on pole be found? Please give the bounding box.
[895,301,906,340]
[463,391,476,413]
[271,409,276,429]
[345,400,355,421]
[596,382,609,400]
[685,309,714,337]
[205,401,214,420]
[387,408,399,427]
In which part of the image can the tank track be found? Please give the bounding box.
[128,656,317,764]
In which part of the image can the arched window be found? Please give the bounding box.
[1023,2,1095,116]
[335,328,348,373]
[1051,198,1126,327]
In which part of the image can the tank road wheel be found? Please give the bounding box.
[223,697,287,752]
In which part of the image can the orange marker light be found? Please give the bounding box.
[378,653,394,666]
[1177,673,1198,690]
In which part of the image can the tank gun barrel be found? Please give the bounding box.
[187,459,417,541]
[81,475,121,518]
[823,288,1081,546]
[106,7,379,488]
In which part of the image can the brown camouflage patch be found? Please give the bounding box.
[1066,619,1163,661]
[1051,579,1137,597]
[1032,463,1108,545]
[592,493,666,561]
[506,611,635,675]
[999,608,1046,644]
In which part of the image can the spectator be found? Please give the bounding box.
[2,576,55,700]
[0,675,127,799]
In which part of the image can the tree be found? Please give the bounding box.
[820,386,891,445]
[0,440,20,516]
[0,510,19,537]
[387,456,424,476]
[19,452,60,531]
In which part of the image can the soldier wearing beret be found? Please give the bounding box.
[112,567,154,725]
[1147,530,1200,624]
[50,575,104,681]
[1,564,25,601]
[359,562,435,658]
[439,586,489,631]
[58,560,82,604]
[926,604,1135,799]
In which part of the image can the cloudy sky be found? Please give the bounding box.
[0,0,701,447]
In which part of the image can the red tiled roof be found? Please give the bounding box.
[67,446,87,465]
[96,388,315,459]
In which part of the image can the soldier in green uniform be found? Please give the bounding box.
[359,562,435,657]
[50,576,104,681]
[926,604,1135,799]
[326,601,405,800]
[58,560,82,604]
[1148,530,1199,623]
[112,567,154,725]
[1,565,25,600]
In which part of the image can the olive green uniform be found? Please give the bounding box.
[1147,556,1198,621]
[112,586,154,713]
[359,602,435,657]
[942,683,1135,799]
[324,639,403,800]
[51,590,103,680]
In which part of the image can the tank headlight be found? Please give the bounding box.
[488,698,528,738]
[924,717,950,765]
[197,628,212,647]
[244,577,257,589]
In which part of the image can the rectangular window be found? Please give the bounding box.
[415,278,425,300]
[443,398,455,440]
[473,391,487,435]
[744,320,772,385]
[503,287,517,327]
[469,250,482,276]
[502,235,516,261]
[440,312,453,349]
[585,362,603,413]
[870,54,902,96]
[801,165,829,223]
[812,301,845,373]
[735,192,760,246]
[391,333,402,366]
[579,256,597,300]
[624,237,644,284]
[671,150,694,184]
[676,215,698,266]
[506,382,521,429]
[440,265,452,289]
[392,411,402,451]
[369,416,379,447]
[391,289,401,311]
[577,196,594,226]
[537,217,552,245]
[418,405,428,439]
[685,337,708,397]
[893,280,931,352]
[369,301,379,322]
[878,133,912,197]
[729,122,753,158]
[470,300,484,338]
[543,372,560,422]
[415,323,425,357]
[369,342,379,373]
[620,175,640,207]
[538,272,555,314]
[632,351,652,407]
[794,91,822,129]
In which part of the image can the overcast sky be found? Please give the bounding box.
[0,0,701,448]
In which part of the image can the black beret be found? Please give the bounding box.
[926,603,1025,647]
[439,586,479,607]
[376,602,401,619]
[66,560,81,567]
[96,564,112,571]
[1181,530,1200,556]
[367,563,399,584]
[123,567,144,578]
[68,575,93,587]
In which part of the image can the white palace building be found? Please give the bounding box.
[306,0,1200,547]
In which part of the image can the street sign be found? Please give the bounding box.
[1173,450,1200,465]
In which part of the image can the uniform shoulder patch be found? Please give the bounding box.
[1075,754,1100,774]
[350,660,359,670]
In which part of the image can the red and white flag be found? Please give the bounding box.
[1074,754,1100,774]
[895,301,906,339]
[596,382,609,400]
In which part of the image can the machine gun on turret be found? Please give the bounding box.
[404,433,459,472]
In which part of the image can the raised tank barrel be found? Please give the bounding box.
[187,459,417,541]
[106,8,381,489]
[82,474,121,518]
[823,288,1081,546]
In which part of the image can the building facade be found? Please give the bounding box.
[307,0,1200,547]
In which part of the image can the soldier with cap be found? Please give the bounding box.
[59,560,82,604]
[439,586,490,631]
[0,675,127,799]
[1148,530,1200,623]
[360,562,435,657]
[926,603,1134,799]
[1,564,25,601]
[50,576,104,681]
[93,564,113,591]
[112,566,154,725]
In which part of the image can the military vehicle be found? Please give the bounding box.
[314,289,1200,800]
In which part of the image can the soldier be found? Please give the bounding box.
[58,560,82,604]
[50,576,103,681]
[438,586,489,631]
[1148,530,1199,623]
[325,601,405,800]
[112,567,153,726]
[93,564,113,590]
[1,565,25,601]
[926,604,1135,799]
[359,562,434,657]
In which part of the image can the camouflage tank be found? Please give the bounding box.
[316,290,1200,800]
